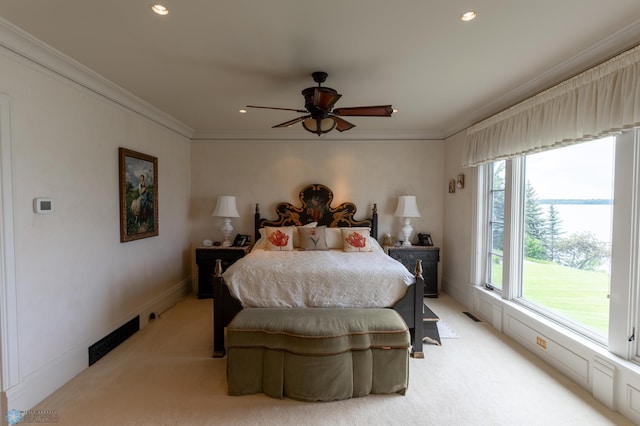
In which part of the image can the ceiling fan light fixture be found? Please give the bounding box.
[150,4,169,15]
[460,10,477,21]
[302,117,336,136]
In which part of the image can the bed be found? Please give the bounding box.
[211,183,426,357]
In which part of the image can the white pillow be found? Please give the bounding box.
[325,227,344,249]
[368,237,384,253]
[341,228,373,252]
[264,226,294,251]
[252,236,267,250]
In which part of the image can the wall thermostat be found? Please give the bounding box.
[33,198,53,214]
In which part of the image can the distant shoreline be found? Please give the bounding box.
[537,199,612,205]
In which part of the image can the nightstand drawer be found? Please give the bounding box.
[386,248,439,267]
[386,246,440,297]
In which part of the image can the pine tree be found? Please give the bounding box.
[545,204,563,262]
[491,162,505,252]
[524,181,547,259]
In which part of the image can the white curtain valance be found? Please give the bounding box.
[463,44,640,167]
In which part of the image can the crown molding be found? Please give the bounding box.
[191,129,444,142]
[0,17,194,140]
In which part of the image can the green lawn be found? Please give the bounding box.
[492,259,610,335]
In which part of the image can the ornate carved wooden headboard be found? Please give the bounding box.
[254,183,378,242]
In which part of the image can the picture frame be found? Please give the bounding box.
[418,233,434,246]
[457,174,465,189]
[119,148,158,242]
[448,179,456,193]
[233,234,250,247]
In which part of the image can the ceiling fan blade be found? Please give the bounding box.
[332,105,393,117]
[330,116,356,132]
[272,116,309,128]
[313,87,342,110]
[247,105,308,113]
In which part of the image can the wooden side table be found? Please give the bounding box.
[385,245,440,297]
[195,246,250,299]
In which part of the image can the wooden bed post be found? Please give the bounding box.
[412,259,425,358]
[212,258,244,358]
[371,203,378,240]
[212,259,225,358]
[254,203,261,243]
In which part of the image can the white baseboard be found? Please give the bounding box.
[466,284,640,423]
[5,278,192,411]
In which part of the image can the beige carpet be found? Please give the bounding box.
[32,293,632,425]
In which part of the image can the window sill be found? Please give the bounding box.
[472,285,640,375]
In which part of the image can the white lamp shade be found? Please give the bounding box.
[394,195,421,218]
[212,195,240,217]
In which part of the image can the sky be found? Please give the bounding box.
[526,136,615,200]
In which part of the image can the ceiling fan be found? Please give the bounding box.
[247,71,393,136]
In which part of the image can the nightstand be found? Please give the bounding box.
[195,246,250,298]
[386,246,440,297]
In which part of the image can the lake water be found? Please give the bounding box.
[538,203,612,272]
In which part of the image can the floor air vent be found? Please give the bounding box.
[463,311,482,322]
[88,316,139,366]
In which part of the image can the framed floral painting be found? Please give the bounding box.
[119,148,158,242]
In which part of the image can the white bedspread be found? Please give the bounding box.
[222,243,415,308]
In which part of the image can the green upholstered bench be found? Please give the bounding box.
[226,308,410,401]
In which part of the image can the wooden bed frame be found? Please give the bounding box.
[211,184,425,358]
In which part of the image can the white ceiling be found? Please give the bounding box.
[2,1,640,140]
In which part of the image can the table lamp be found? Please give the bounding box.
[394,195,421,246]
[212,195,240,247]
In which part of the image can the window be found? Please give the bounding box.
[482,137,616,343]
[487,160,505,290]
[521,138,614,340]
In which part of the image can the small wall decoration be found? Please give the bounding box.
[448,179,456,193]
[119,147,158,242]
[457,174,465,189]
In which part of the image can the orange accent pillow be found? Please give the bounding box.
[341,228,373,252]
[264,226,294,251]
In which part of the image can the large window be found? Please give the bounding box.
[521,138,614,340]
[483,137,615,343]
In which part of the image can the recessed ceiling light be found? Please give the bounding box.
[151,4,169,16]
[239,109,247,114]
[460,11,477,22]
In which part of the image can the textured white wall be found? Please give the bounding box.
[190,139,444,249]
[0,48,191,404]
[442,131,475,302]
